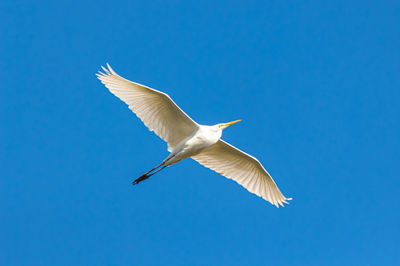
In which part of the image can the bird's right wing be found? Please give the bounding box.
[192,140,290,207]
[97,64,199,150]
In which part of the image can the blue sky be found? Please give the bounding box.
[1,0,399,265]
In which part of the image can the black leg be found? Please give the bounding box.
[132,173,150,185]
[132,165,167,185]
[140,162,164,176]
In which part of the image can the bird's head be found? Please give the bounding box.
[217,120,242,130]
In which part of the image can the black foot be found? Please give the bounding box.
[132,174,149,186]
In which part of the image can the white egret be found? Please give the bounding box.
[97,64,291,207]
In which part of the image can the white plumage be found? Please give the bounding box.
[97,64,291,207]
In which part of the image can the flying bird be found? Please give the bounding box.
[97,64,291,207]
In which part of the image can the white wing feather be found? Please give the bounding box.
[192,140,291,207]
[97,64,199,150]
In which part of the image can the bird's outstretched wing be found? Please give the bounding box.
[192,140,291,207]
[97,64,199,150]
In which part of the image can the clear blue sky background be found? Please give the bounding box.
[1,0,399,265]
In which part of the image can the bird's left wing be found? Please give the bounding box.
[97,64,199,150]
[192,140,291,207]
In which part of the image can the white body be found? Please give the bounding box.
[97,64,291,207]
[164,125,222,166]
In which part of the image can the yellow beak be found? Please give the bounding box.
[223,120,242,128]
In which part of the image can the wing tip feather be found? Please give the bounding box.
[273,197,292,208]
